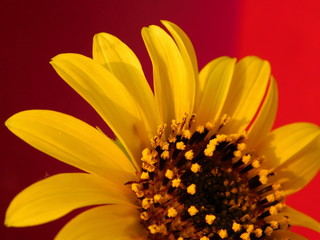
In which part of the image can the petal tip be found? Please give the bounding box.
[4,111,24,130]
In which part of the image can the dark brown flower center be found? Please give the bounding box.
[128,115,290,240]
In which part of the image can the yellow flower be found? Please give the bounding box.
[5,21,320,240]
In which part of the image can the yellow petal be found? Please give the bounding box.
[51,53,149,167]
[55,205,146,240]
[274,135,320,195]
[5,173,135,227]
[221,56,271,133]
[142,25,195,125]
[256,122,319,168]
[256,123,320,195]
[5,110,136,182]
[281,143,319,195]
[93,33,160,137]
[282,206,320,232]
[196,57,236,125]
[271,230,308,240]
[161,20,198,83]
[246,76,278,148]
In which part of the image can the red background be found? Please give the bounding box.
[1,1,319,239]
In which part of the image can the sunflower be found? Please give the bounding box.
[5,21,320,240]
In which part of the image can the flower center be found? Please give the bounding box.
[129,115,290,240]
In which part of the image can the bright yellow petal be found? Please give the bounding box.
[142,25,195,125]
[5,110,136,182]
[273,136,319,196]
[55,205,146,240]
[256,123,320,195]
[271,230,308,240]
[196,57,236,125]
[93,33,160,137]
[282,206,320,232]
[161,20,198,83]
[51,53,149,167]
[256,122,319,168]
[5,173,135,227]
[246,76,278,148]
[281,144,319,195]
[221,56,271,133]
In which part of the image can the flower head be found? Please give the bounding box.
[5,21,320,239]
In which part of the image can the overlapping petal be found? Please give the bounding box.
[196,57,236,125]
[93,33,160,137]
[281,206,320,232]
[5,110,136,182]
[246,76,278,148]
[275,139,320,196]
[256,122,320,195]
[161,20,198,83]
[5,173,135,227]
[221,56,271,133]
[256,122,319,168]
[142,25,195,125]
[271,230,308,240]
[51,54,149,167]
[55,205,146,240]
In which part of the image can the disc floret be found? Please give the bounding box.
[129,115,289,240]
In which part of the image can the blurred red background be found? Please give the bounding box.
[1,0,319,239]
